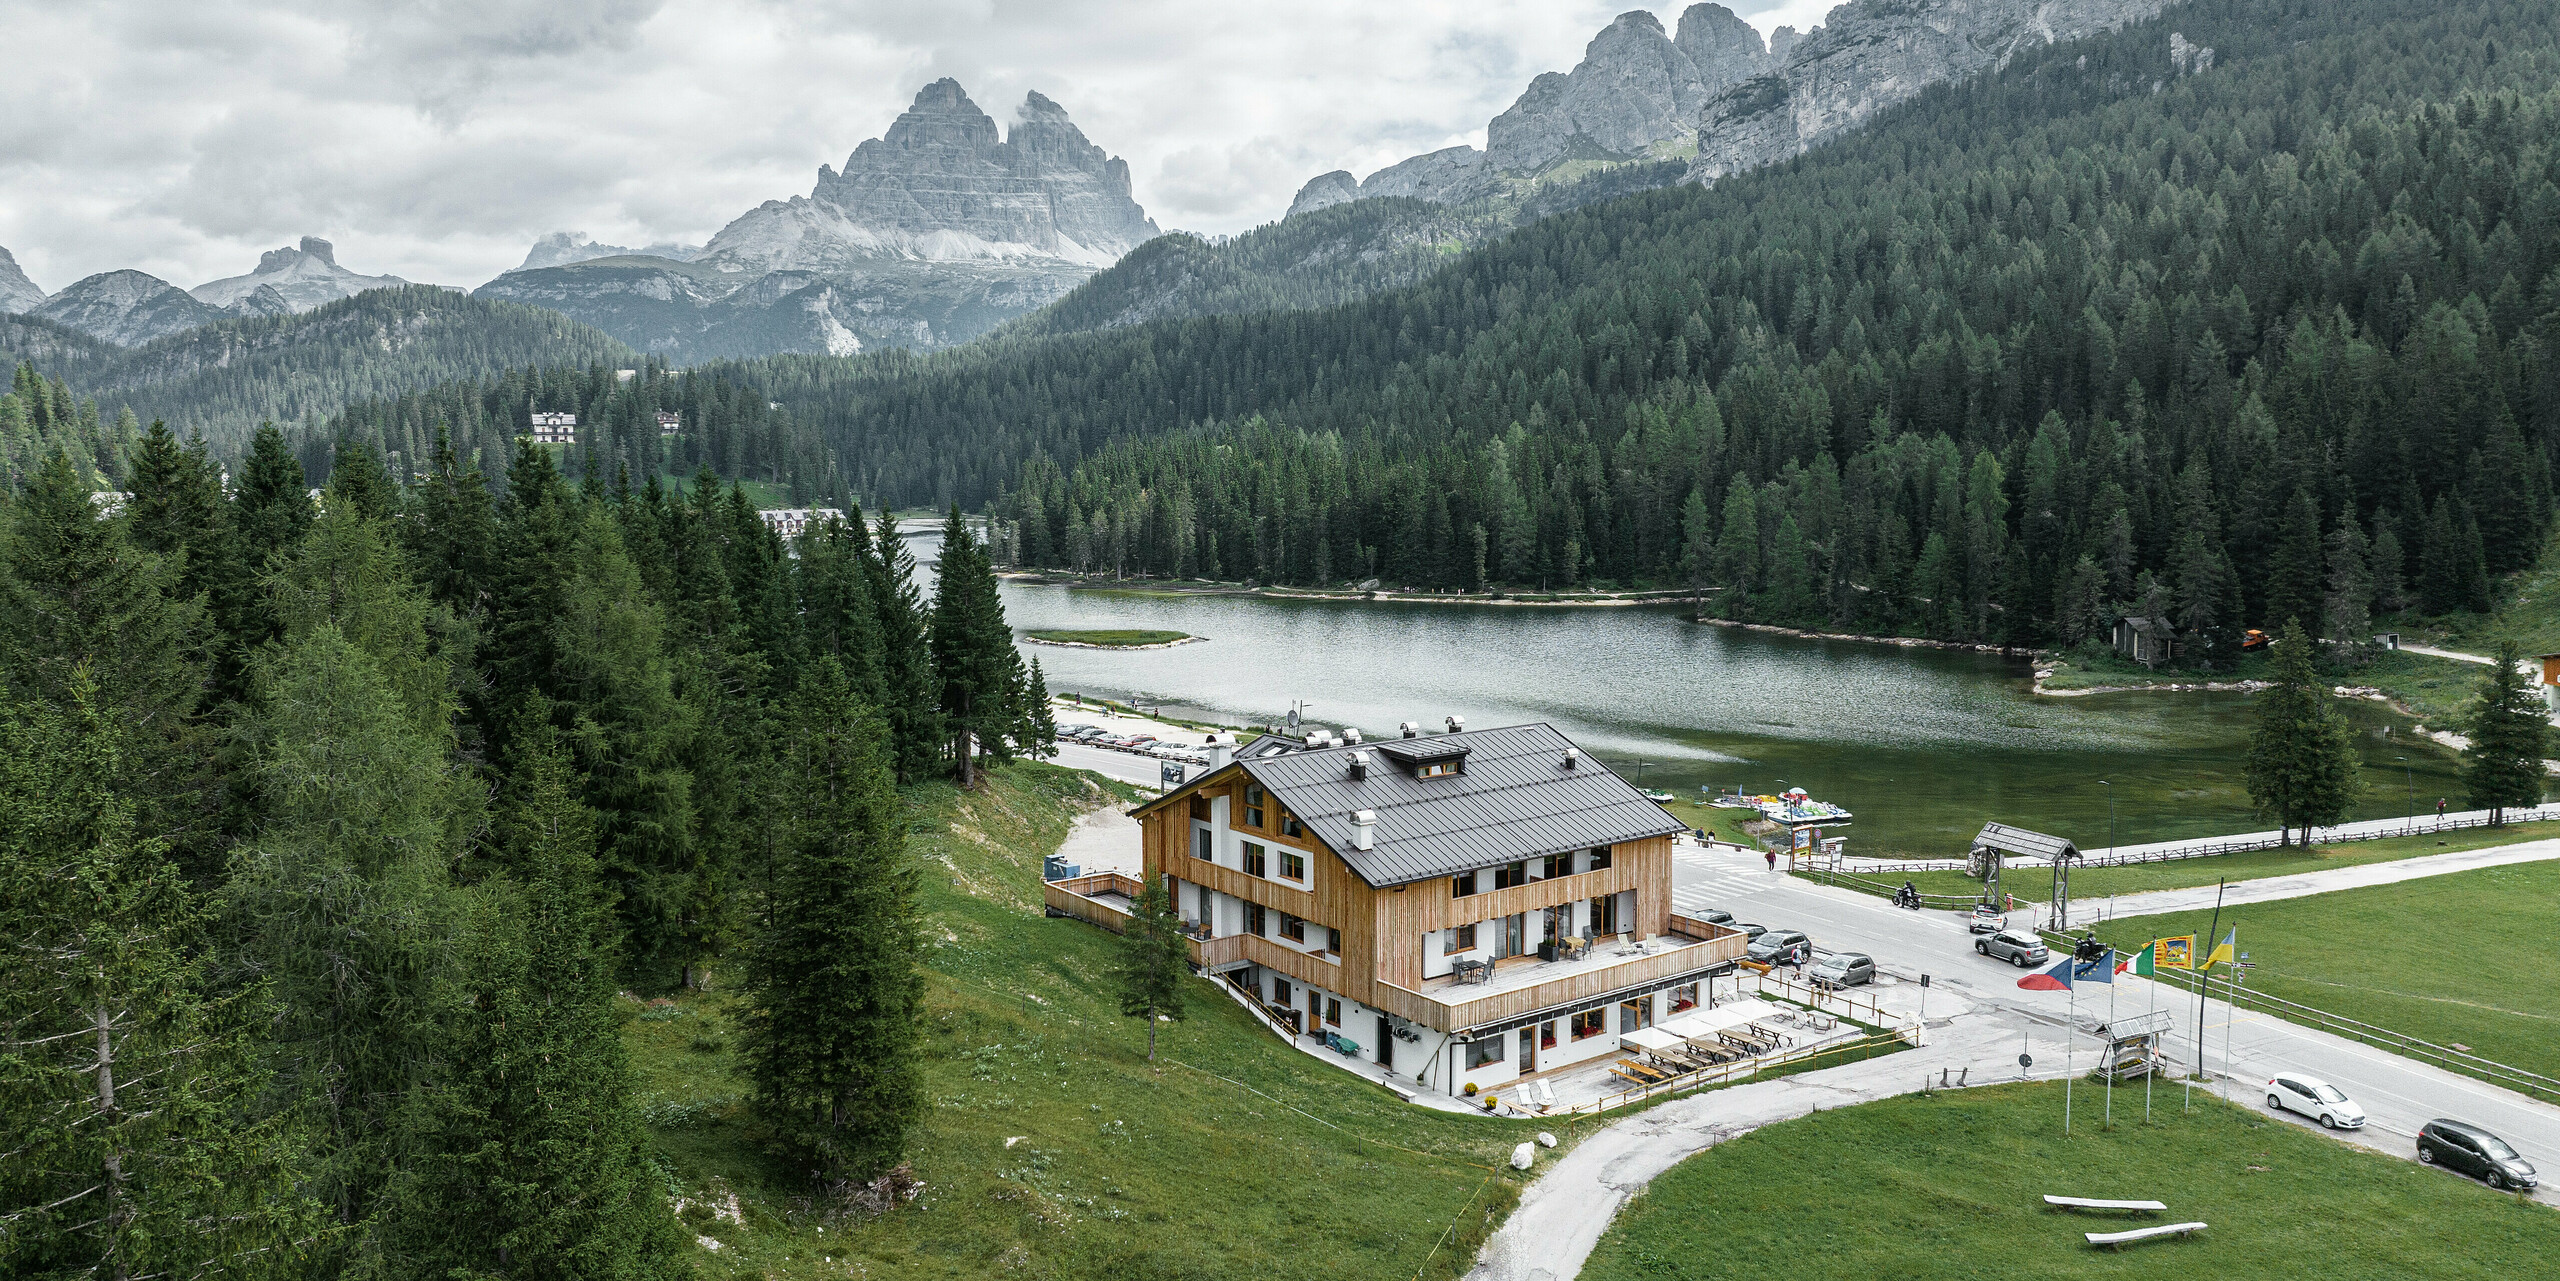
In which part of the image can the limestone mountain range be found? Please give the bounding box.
[2,235,418,347]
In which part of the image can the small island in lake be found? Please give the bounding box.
[1023,629,1202,650]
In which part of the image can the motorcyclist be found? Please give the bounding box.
[1897,879,1919,909]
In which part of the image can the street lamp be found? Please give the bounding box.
[2395,756,2415,835]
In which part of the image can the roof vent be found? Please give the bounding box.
[1348,749,1370,781]
[1399,721,1420,738]
[1342,727,1361,744]
[1562,746,1581,769]
[1352,809,1376,851]
[1204,732,1231,772]
[1445,715,1466,733]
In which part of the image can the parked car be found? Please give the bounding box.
[1747,929,1812,965]
[2265,1073,2365,1129]
[1968,903,2007,934]
[1732,922,1770,943]
[2419,1120,2539,1190]
[1059,724,1101,739]
[1690,908,1737,927]
[1809,952,1876,988]
[1976,929,2050,967]
[1120,735,1159,751]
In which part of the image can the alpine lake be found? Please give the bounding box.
[999,580,2473,860]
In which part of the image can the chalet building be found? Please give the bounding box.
[757,507,843,540]
[657,411,683,436]
[528,411,577,444]
[1117,723,1746,1097]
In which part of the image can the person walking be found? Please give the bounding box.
[1765,848,1777,872]
[2436,797,2448,825]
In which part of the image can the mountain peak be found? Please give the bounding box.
[193,236,407,312]
[0,245,43,314]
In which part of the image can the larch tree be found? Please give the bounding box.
[2460,641,2548,826]
[739,659,924,1195]
[2242,618,2366,845]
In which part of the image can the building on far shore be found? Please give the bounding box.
[528,411,577,444]
[757,507,843,541]
[1054,721,1746,1097]
[657,411,682,437]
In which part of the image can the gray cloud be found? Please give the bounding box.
[0,1,1813,293]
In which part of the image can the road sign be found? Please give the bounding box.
[1160,762,1187,786]
[1920,974,1932,988]
[2018,1053,2033,1069]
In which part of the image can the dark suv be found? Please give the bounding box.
[2419,1120,2538,1190]
[1747,929,1811,965]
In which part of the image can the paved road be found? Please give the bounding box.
[1835,802,2560,870]
[1466,844,2560,1280]
[2077,838,2560,921]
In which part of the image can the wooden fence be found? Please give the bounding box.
[1041,871,1143,933]
[1831,805,2560,876]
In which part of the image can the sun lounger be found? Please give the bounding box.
[2044,1195,2167,1214]
[1536,1079,1557,1109]
[2086,1222,2206,1248]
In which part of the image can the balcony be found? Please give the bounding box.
[1373,913,1747,1033]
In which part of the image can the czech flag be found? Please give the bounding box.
[2017,956,2075,991]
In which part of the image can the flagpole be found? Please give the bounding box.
[2221,927,2240,1101]
[2105,954,2117,1129]
[2144,940,2156,1124]
[2064,976,2076,1136]
[2197,881,2227,1082]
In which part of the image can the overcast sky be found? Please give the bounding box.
[0,0,1836,293]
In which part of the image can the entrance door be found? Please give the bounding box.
[1378,1016,1394,1069]
[1517,1026,1534,1071]
[1500,912,1527,958]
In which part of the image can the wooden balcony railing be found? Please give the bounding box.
[1371,918,1747,1033]
[1042,871,1145,933]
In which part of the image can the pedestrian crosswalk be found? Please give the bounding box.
[1672,847,1788,914]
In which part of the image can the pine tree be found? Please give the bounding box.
[2369,515,2410,615]
[123,422,233,609]
[2418,497,2462,614]
[0,673,315,1281]
[739,660,924,1193]
[2265,487,2323,634]
[2460,641,2548,826]
[326,437,400,522]
[865,507,945,783]
[2322,515,2373,670]
[366,717,689,1278]
[1021,656,1057,759]
[928,506,1014,787]
[234,423,314,579]
[1113,879,1190,1062]
[2243,619,2366,845]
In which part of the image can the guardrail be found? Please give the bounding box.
[2030,926,2560,1104]
[1829,807,2560,876]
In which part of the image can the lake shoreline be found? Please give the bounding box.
[1023,635,1207,651]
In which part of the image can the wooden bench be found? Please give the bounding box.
[2086,1222,2207,1249]
[2044,1195,2167,1214]
[1615,1058,1673,1085]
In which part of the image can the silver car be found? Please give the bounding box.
[1809,952,1875,988]
[1976,929,2049,967]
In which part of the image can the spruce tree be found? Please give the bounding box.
[367,717,689,1278]
[2322,515,2373,670]
[1112,879,1191,1062]
[2243,619,2366,845]
[866,506,945,783]
[2265,487,2324,634]
[2460,641,2548,826]
[0,674,314,1280]
[123,422,234,609]
[2369,515,2410,616]
[929,506,1016,787]
[739,659,923,1193]
[325,437,400,523]
[234,423,314,577]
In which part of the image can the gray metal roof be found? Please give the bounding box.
[1240,724,1688,888]
[1972,822,2077,861]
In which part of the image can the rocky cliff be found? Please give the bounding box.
[515,232,706,272]
[30,270,234,346]
[0,246,43,314]
[1287,0,2163,217]
[190,236,409,312]
[483,79,1157,359]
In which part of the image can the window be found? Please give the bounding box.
[1280,913,1306,942]
[1323,997,1341,1026]
[1539,1020,1558,1050]
[1191,825,1210,860]
[1323,925,1340,954]
[1444,923,1477,954]
[1241,841,1267,877]
[1244,784,1265,828]
[1498,913,1527,958]
[1272,978,1293,1006]
[1465,1038,1504,1069]
[1421,760,1460,779]
[1541,854,1570,879]
[1279,849,1306,880]
[1570,1008,1606,1041]
[1189,795,1211,821]
[1589,893,1620,936]
[1246,903,1266,936]
[1586,846,1613,871]
[1451,871,1478,898]
[1282,809,1304,838]
[1619,999,1654,1034]
[1670,982,1699,1013]
[1493,861,1528,890]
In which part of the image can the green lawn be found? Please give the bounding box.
[1584,1082,2558,1281]
[629,762,1542,1280]
[2101,858,2560,1083]
[1023,628,1196,647]
[1819,825,2557,904]
[2039,643,2494,725]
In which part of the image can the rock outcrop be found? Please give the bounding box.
[512,232,707,273]
[1685,0,2166,183]
[1285,0,2163,219]
[191,236,409,312]
[30,269,233,346]
[0,246,44,315]
[479,79,1157,359]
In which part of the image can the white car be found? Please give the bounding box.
[2265,1073,2365,1129]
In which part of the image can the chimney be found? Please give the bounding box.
[1352,809,1376,850]
[1399,721,1420,738]
[1348,749,1370,781]
[1204,732,1231,772]
[1562,747,1581,769]
[1445,715,1466,733]
[1343,727,1362,744]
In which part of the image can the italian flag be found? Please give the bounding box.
[2117,941,2159,976]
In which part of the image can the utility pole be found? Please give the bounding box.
[2395,756,2415,836]
[2196,880,2226,1083]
